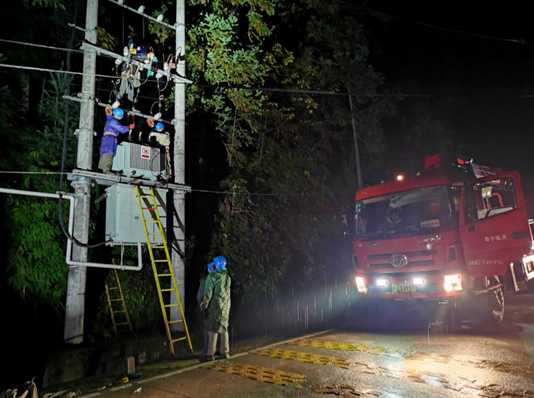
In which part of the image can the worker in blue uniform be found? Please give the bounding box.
[98,108,135,174]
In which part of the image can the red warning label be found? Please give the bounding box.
[141,146,151,160]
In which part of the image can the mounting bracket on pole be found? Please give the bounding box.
[68,23,97,33]
[74,128,96,137]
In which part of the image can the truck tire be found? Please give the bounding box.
[476,276,505,325]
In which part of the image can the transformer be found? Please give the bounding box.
[105,183,168,246]
[112,142,166,181]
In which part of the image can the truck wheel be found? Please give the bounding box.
[483,276,505,324]
[470,276,505,328]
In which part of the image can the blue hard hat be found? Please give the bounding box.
[213,256,226,270]
[155,122,164,131]
[112,108,124,119]
[207,262,215,272]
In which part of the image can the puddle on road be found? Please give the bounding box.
[468,360,533,377]
[203,361,306,386]
[314,382,534,398]
[315,384,381,397]
[291,339,534,376]
[254,348,534,397]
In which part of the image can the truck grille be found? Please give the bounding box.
[368,250,436,269]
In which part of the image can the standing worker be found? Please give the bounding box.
[98,108,135,174]
[200,255,231,362]
[196,262,214,360]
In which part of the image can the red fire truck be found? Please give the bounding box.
[352,155,532,324]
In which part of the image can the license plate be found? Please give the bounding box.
[392,284,416,293]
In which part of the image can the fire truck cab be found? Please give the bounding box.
[353,155,532,324]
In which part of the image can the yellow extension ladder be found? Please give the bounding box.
[135,185,194,355]
[105,269,133,334]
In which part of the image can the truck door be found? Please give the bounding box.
[459,172,530,277]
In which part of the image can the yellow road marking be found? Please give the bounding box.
[203,361,306,386]
[254,348,534,397]
[291,339,534,376]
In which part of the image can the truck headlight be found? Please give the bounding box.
[443,274,462,292]
[376,279,388,287]
[355,276,368,294]
[413,277,425,286]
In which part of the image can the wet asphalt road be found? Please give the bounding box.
[87,293,534,398]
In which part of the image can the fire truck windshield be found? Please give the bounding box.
[355,185,454,239]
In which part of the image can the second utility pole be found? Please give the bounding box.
[171,0,186,332]
[64,0,98,344]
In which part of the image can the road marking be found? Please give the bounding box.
[255,348,352,369]
[291,338,451,361]
[254,348,534,397]
[290,339,534,376]
[203,361,306,386]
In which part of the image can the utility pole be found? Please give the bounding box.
[64,0,98,344]
[348,89,363,190]
[171,0,186,332]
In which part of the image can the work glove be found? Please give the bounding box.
[129,124,135,129]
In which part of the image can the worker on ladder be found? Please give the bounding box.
[98,108,135,174]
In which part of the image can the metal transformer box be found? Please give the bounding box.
[105,184,168,246]
[112,142,166,181]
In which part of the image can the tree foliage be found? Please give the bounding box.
[3,74,78,312]
[183,0,397,303]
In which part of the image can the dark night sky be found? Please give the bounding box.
[360,1,534,214]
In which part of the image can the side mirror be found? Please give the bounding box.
[341,214,349,238]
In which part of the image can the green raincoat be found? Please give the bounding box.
[202,269,231,333]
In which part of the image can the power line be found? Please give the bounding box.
[336,1,530,47]
[5,62,534,99]
[0,62,117,80]
[0,38,84,54]
[0,170,353,196]
[0,171,71,175]
[64,94,174,124]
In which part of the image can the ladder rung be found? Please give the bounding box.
[154,259,169,263]
[164,303,179,308]
[157,273,173,277]
[161,288,173,292]
[108,287,119,290]
[168,319,183,324]
[115,322,130,326]
[110,298,123,302]
[171,337,187,343]
[145,220,159,223]
[143,207,156,210]
[139,195,153,198]
[113,310,126,314]
[150,245,165,249]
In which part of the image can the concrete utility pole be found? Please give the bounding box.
[64,0,98,344]
[171,0,186,332]
[348,89,364,190]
